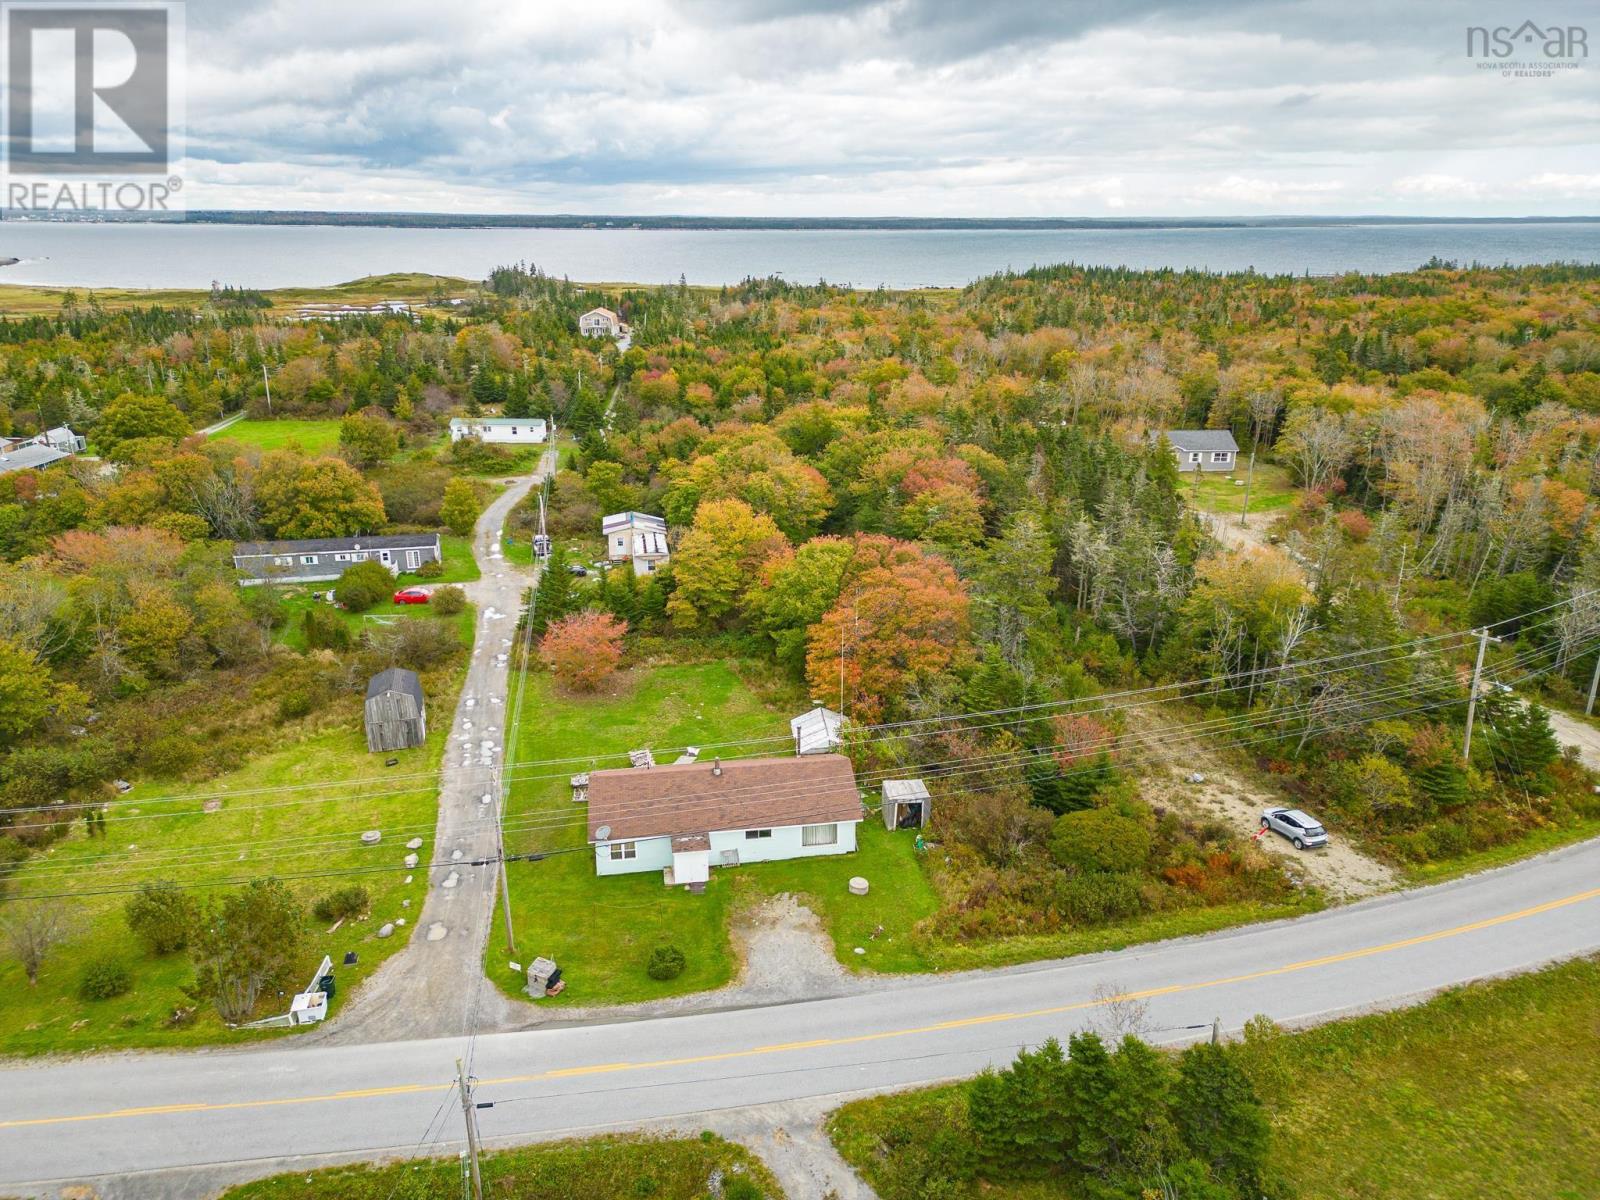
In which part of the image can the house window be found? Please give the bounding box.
[608,841,637,861]
[801,823,837,847]
[301,555,318,565]
[334,553,350,562]
[615,537,625,548]
[1188,452,1201,464]
[745,829,773,840]
[274,555,294,566]
[1212,452,1230,463]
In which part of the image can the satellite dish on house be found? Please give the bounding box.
[596,825,611,840]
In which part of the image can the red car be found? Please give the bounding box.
[393,587,431,605]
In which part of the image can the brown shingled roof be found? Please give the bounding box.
[586,754,862,842]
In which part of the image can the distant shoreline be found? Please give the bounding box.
[6,212,1599,232]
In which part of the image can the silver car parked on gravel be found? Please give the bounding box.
[1260,806,1328,850]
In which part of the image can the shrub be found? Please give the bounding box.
[78,958,132,1001]
[721,1179,762,1200]
[124,880,198,954]
[413,558,444,579]
[431,585,467,616]
[1049,807,1152,874]
[1054,870,1144,926]
[277,689,315,722]
[334,560,396,612]
[140,733,199,778]
[311,885,370,924]
[646,944,686,980]
[368,617,462,671]
[302,605,352,651]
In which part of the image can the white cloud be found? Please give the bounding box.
[170,0,1600,214]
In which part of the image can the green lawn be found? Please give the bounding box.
[436,534,481,582]
[1185,460,1297,516]
[210,418,343,454]
[828,955,1600,1200]
[274,588,476,652]
[0,707,453,1055]
[218,1132,779,1200]
[489,659,934,1004]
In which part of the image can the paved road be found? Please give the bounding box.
[2,834,1597,1197]
[314,451,554,1045]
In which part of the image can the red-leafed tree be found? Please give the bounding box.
[539,611,627,692]
[804,536,971,722]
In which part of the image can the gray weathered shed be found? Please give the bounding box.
[364,668,426,752]
[882,778,930,830]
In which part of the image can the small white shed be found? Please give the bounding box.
[791,706,847,756]
[882,779,931,831]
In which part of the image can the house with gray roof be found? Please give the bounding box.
[0,442,71,476]
[231,533,441,586]
[1156,429,1240,472]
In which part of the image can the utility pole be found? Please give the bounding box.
[1394,540,1407,609]
[1586,651,1600,717]
[456,1059,484,1200]
[493,784,516,956]
[1463,626,1501,762]
[1238,450,1255,528]
[261,363,273,415]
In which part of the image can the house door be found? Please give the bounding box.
[379,550,393,569]
[405,550,421,570]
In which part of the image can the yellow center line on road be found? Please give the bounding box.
[3,885,1597,1132]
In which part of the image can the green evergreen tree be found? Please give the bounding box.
[530,544,580,637]
[1105,1035,1180,1179]
[1062,1030,1117,1176]
[1173,1042,1270,1194]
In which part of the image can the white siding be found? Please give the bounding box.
[594,835,672,876]
[707,820,858,866]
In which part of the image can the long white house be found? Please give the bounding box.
[587,754,863,887]
[231,533,442,585]
[449,417,548,445]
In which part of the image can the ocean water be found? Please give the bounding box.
[0,220,1595,291]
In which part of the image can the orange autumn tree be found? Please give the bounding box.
[539,611,626,692]
[804,536,971,722]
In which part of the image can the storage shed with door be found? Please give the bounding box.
[364,668,427,752]
[882,778,930,830]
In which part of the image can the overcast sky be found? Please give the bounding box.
[179,0,1600,215]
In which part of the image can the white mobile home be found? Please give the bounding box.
[449,417,548,445]
[231,534,441,586]
[587,754,863,886]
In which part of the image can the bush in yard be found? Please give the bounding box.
[367,617,462,671]
[439,477,481,536]
[78,957,133,1001]
[125,880,199,954]
[431,584,466,616]
[539,611,626,692]
[646,945,686,980]
[334,560,396,612]
[1048,806,1151,874]
[187,877,306,1023]
[413,558,443,579]
[302,605,352,651]
[276,689,315,722]
[311,885,370,924]
[721,1178,763,1200]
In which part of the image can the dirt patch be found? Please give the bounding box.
[1131,709,1398,902]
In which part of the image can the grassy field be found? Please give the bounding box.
[211,418,342,454]
[0,704,454,1055]
[218,1132,780,1200]
[488,659,937,1004]
[1185,459,1298,516]
[275,589,476,652]
[0,272,478,317]
[828,955,1600,1200]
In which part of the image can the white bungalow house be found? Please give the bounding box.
[791,706,847,756]
[579,307,625,338]
[36,425,87,454]
[1156,429,1239,472]
[603,511,670,574]
[588,754,863,886]
[449,416,548,445]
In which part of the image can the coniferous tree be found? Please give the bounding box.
[1173,1042,1270,1194]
